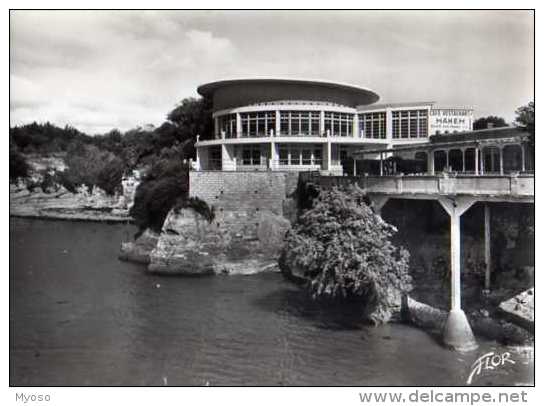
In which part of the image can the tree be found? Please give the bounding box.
[473,116,508,130]
[9,145,30,181]
[166,97,213,158]
[280,186,412,324]
[515,101,534,141]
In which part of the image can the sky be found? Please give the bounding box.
[10,10,534,135]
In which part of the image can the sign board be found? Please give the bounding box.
[430,108,473,134]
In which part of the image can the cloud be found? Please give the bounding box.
[9,10,534,134]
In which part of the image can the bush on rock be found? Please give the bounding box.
[280,185,412,324]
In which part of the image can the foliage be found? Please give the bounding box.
[473,116,508,130]
[59,144,126,195]
[515,101,535,148]
[9,146,30,181]
[130,154,190,234]
[281,186,412,324]
[173,196,215,223]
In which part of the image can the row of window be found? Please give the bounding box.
[359,112,386,139]
[215,110,430,138]
[278,146,322,166]
[392,110,428,139]
[233,145,324,166]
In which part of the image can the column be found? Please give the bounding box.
[450,212,462,310]
[275,110,281,137]
[379,152,384,176]
[499,147,504,175]
[353,115,359,138]
[320,111,325,137]
[428,150,435,175]
[325,142,331,171]
[353,157,357,176]
[445,150,450,171]
[521,144,526,172]
[270,141,277,170]
[461,149,466,173]
[484,204,491,291]
[214,117,219,139]
[480,147,485,175]
[474,148,479,175]
[438,197,478,352]
[236,113,242,138]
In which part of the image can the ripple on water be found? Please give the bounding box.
[9,218,534,386]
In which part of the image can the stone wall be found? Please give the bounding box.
[189,171,298,238]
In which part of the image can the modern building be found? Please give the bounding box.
[193,78,518,175]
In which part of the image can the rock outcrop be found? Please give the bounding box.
[119,229,160,264]
[499,288,534,333]
[144,207,291,275]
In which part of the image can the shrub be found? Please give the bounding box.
[130,156,190,235]
[173,196,215,223]
[281,185,412,324]
[9,147,30,182]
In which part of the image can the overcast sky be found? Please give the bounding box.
[10,10,534,135]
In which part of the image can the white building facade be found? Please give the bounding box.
[194,79,472,174]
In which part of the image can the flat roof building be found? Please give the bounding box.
[193,78,507,175]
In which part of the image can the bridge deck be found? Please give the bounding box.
[317,174,534,202]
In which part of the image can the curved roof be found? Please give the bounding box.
[197,78,379,111]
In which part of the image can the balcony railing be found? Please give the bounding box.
[318,174,534,198]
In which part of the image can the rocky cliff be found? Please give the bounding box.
[121,207,291,276]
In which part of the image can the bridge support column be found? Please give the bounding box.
[437,196,478,352]
[369,195,389,216]
[484,204,491,291]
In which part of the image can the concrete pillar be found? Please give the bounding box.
[499,147,504,175]
[484,204,491,291]
[195,147,201,171]
[428,151,435,175]
[275,110,281,136]
[474,148,479,175]
[438,197,478,352]
[521,144,526,172]
[445,150,450,171]
[379,152,384,176]
[325,142,331,171]
[370,195,389,216]
[353,157,357,176]
[480,147,485,175]
[236,113,241,138]
[214,116,219,139]
[461,149,466,173]
[270,141,277,170]
[353,115,359,138]
[320,111,325,137]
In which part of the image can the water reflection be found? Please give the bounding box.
[10,218,534,386]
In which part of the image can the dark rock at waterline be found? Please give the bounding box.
[118,229,159,264]
[146,207,290,275]
[402,296,533,346]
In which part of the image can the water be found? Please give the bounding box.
[10,218,534,386]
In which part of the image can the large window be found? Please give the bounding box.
[277,144,323,166]
[240,111,275,137]
[360,112,386,139]
[324,112,353,137]
[392,110,428,139]
[239,145,263,166]
[216,114,237,139]
[279,111,321,136]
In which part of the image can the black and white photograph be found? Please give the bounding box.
[8,6,536,401]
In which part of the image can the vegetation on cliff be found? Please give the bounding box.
[9,97,212,197]
[280,186,412,324]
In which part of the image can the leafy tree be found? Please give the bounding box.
[473,116,508,130]
[166,97,213,157]
[515,101,534,140]
[130,154,190,234]
[280,186,412,324]
[9,145,30,181]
